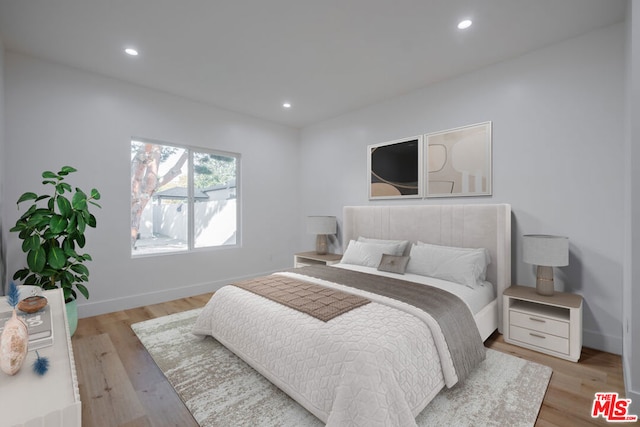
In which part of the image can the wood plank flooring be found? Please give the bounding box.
[71,293,626,427]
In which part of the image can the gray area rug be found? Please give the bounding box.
[132,308,552,427]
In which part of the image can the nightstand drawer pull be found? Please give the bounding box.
[529,317,546,323]
[529,332,546,339]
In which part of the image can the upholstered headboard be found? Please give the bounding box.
[342,204,511,332]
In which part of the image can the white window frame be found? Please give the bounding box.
[131,137,241,257]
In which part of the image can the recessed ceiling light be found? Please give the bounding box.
[457,19,472,30]
[124,48,139,56]
[282,102,292,109]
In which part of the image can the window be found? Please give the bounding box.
[130,139,239,256]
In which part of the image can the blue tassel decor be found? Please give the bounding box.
[32,351,50,376]
[7,281,20,308]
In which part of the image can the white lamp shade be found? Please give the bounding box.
[306,216,337,234]
[523,234,569,267]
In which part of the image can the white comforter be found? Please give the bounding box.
[193,271,463,426]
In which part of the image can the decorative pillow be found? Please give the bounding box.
[358,237,411,256]
[406,243,490,288]
[377,254,410,274]
[341,240,405,268]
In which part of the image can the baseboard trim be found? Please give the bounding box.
[76,269,281,318]
[583,328,623,355]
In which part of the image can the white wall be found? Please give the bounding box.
[0,38,5,291]
[299,24,625,354]
[624,1,640,413]
[3,52,300,317]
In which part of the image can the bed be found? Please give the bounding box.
[193,204,511,426]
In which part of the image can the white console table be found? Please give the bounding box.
[0,288,81,427]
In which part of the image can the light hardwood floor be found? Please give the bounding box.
[71,294,626,427]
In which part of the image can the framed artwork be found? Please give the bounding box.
[425,121,492,198]
[368,136,423,199]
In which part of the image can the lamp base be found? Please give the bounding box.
[316,234,328,255]
[535,265,555,296]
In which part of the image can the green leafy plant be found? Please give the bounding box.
[10,166,101,302]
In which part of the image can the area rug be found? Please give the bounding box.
[132,308,552,427]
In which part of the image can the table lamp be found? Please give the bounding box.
[523,234,569,296]
[307,216,336,255]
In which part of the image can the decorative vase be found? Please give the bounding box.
[65,299,78,337]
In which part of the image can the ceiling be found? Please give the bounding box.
[0,0,627,128]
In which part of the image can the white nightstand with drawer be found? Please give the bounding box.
[294,251,342,268]
[503,285,582,362]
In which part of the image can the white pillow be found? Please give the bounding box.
[358,237,411,256]
[407,243,490,288]
[341,240,405,268]
[416,241,491,279]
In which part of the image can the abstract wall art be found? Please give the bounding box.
[368,136,423,199]
[425,122,492,198]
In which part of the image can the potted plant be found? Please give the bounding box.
[9,166,101,335]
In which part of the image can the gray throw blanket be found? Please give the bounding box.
[292,265,486,383]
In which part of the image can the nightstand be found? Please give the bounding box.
[503,285,583,362]
[294,251,342,268]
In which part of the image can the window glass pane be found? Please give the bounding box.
[193,151,237,248]
[131,141,189,255]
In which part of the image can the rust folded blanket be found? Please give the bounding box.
[232,276,371,322]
